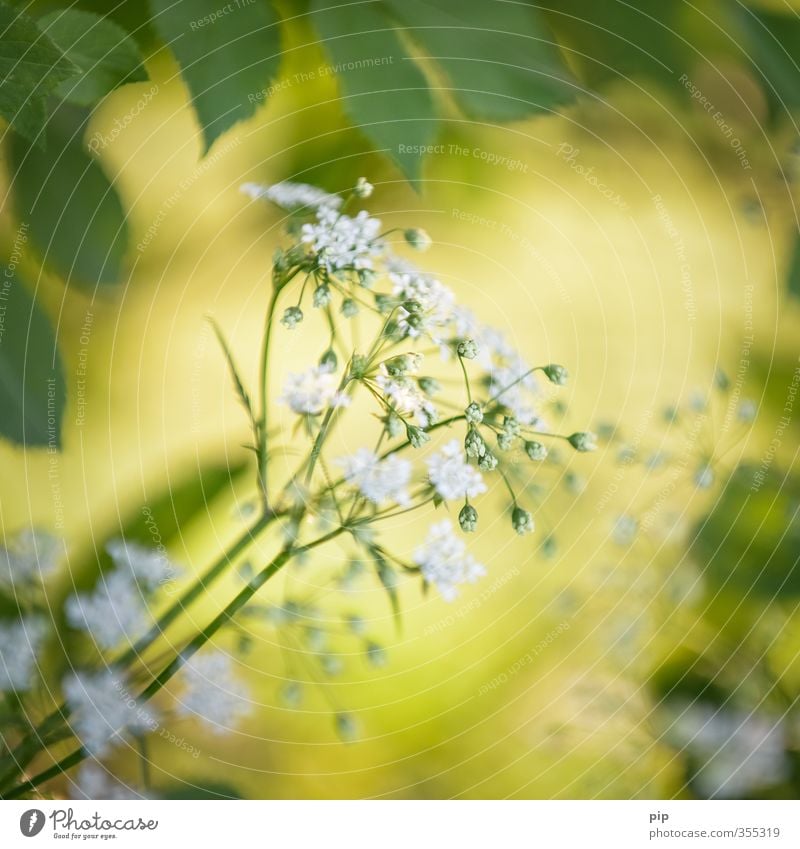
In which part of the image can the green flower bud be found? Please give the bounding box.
[349,354,369,379]
[478,451,498,471]
[354,177,373,198]
[543,364,569,385]
[404,228,432,251]
[465,428,486,458]
[459,503,478,533]
[465,401,483,424]
[406,425,430,448]
[386,412,404,437]
[273,247,288,272]
[457,339,479,360]
[567,431,597,452]
[365,641,387,667]
[280,306,303,329]
[313,285,332,308]
[512,506,535,535]
[525,440,547,461]
[419,377,440,396]
[358,268,376,288]
[341,298,359,318]
[319,349,338,372]
[335,712,358,742]
[375,293,394,313]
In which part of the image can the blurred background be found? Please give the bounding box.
[1,0,799,799]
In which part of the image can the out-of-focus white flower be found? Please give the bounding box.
[0,616,46,692]
[176,652,251,735]
[70,764,142,800]
[240,181,341,211]
[414,520,485,601]
[280,365,350,415]
[354,177,373,198]
[65,570,150,650]
[390,267,455,342]
[337,449,412,506]
[301,207,383,272]
[106,539,179,589]
[0,529,62,583]
[375,365,436,427]
[426,440,486,501]
[668,702,790,798]
[64,670,158,756]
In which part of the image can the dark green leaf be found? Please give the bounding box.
[788,232,800,300]
[0,1,78,142]
[0,271,65,448]
[386,0,575,121]
[149,0,281,151]
[160,781,244,799]
[9,106,129,290]
[38,9,147,107]
[310,0,437,183]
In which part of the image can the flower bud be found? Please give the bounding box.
[319,349,338,372]
[280,306,303,329]
[459,503,478,533]
[354,177,374,198]
[386,412,404,437]
[465,428,486,458]
[273,247,288,272]
[406,425,430,448]
[341,298,359,317]
[478,451,498,471]
[349,354,369,379]
[512,506,535,535]
[457,339,479,360]
[404,228,432,251]
[313,285,332,308]
[335,712,358,742]
[525,440,547,461]
[465,401,483,424]
[418,377,440,396]
[543,364,569,385]
[567,431,597,452]
[365,641,387,667]
[358,268,376,288]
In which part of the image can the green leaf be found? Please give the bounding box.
[38,9,147,107]
[0,1,78,142]
[787,232,800,300]
[370,545,401,625]
[0,271,65,448]
[310,0,437,183]
[385,0,575,121]
[9,106,129,290]
[149,0,281,151]
[160,781,244,799]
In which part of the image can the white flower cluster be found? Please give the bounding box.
[176,651,252,735]
[337,449,412,507]
[66,540,178,650]
[414,521,486,602]
[427,440,487,501]
[0,528,62,584]
[668,702,790,798]
[301,206,383,273]
[0,616,47,692]
[64,670,158,756]
[70,764,142,800]
[241,181,341,211]
[374,364,437,427]
[280,364,351,415]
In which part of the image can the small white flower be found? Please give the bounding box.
[301,206,383,272]
[375,365,436,427]
[64,670,158,756]
[354,177,373,198]
[240,181,341,211]
[70,764,142,800]
[0,616,46,692]
[176,652,251,735]
[280,365,350,415]
[414,520,486,601]
[65,570,150,650]
[337,449,412,506]
[426,440,487,501]
[106,539,179,590]
[390,267,455,342]
[1,528,62,583]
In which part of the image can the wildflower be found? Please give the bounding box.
[0,616,46,692]
[319,349,338,371]
[0,528,62,583]
[459,504,478,533]
[511,506,535,536]
[337,449,412,506]
[176,652,251,735]
[301,207,383,273]
[457,339,479,360]
[375,365,437,427]
[465,402,483,424]
[240,181,341,211]
[390,264,455,341]
[525,440,547,461]
[313,285,332,308]
[543,363,569,385]
[567,431,597,452]
[106,539,178,589]
[281,306,303,329]
[63,670,158,756]
[414,520,486,601]
[497,417,520,451]
[427,440,486,501]
[478,451,499,471]
[280,365,350,415]
[340,298,359,318]
[465,428,486,459]
[406,425,430,448]
[354,177,373,198]
[404,228,432,251]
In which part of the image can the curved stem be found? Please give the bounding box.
[258,286,282,508]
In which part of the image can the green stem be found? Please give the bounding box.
[258,286,282,508]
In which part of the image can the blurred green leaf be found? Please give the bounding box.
[386,0,575,121]
[9,106,129,290]
[160,781,244,799]
[38,9,147,107]
[787,232,800,300]
[0,1,78,143]
[150,0,281,152]
[0,271,64,448]
[310,0,437,183]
